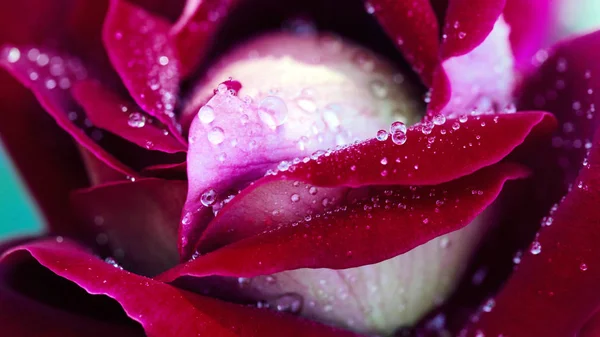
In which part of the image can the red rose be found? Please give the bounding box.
[0,0,597,336]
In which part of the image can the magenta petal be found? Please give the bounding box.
[179,110,554,258]
[0,45,139,178]
[161,163,527,282]
[0,236,144,337]
[103,0,185,143]
[503,0,552,72]
[467,128,600,336]
[369,0,440,86]
[171,0,238,77]
[440,0,506,59]
[2,238,359,337]
[70,178,186,276]
[73,80,187,153]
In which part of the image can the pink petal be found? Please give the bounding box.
[70,178,186,276]
[73,80,187,153]
[102,0,186,143]
[368,0,440,86]
[160,163,528,281]
[2,238,359,337]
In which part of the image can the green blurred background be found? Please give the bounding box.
[0,0,599,240]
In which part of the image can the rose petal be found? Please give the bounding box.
[171,0,238,77]
[517,30,600,184]
[70,178,186,276]
[102,0,185,143]
[161,162,527,282]
[0,236,144,337]
[503,0,553,72]
[464,30,600,337]
[0,45,139,178]
[73,80,187,153]
[439,0,506,59]
[180,105,554,258]
[2,238,359,337]
[369,0,440,86]
[439,17,515,114]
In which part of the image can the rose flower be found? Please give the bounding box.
[0,0,598,336]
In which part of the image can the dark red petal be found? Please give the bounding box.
[580,310,600,337]
[70,178,186,276]
[0,45,139,178]
[161,163,527,282]
[517,30,600,184]
[171,0,238,77]
[73,80,187,153]
[466,130,600,336]
[142,161,187,180]
[2,238,359,337]
[102,0,185,143]
[439,0,506,59]
[0,236,145,337]
[369,0,440,86]
[503,0,552,72]
[179,110,554,258]
[465,30,600,337]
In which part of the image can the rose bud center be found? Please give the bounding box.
[183,31,492,335]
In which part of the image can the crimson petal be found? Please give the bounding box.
[0,236,145,337]
[161,162,527,282]
[171,0,238,77]
[369,0,440,86]
[73,80,187,153]
[70,178,186,276]
[103,0,185,143]
[0,45,138,178]
[439,0,506,59]
[2,238,359,337]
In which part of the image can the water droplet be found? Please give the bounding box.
[530,241,542,255]
[439,237,450,248]
[308,186,318,195]
[128,112,146,128]
[6,47,20,63]
[291,193,300,202]
[207,127,225,144]
[433,114,446,125]
[370,80,388,98]
[452,122,460,130]
[458,32,466,39]
[513,251,522,264]
[104,257,123,269]
[376,130,389,141]
[364,1,375,14]
[273,293,303,314]
[482,298,495,313]
[258,96,288,129]
[198,105,215,124]
[158,56,169,66]
[380,157,388,165]
[580,263,588,271]
[322,106,341,130]
[201,189,217,207]
[459,114,468,123]
[296,98,317,112]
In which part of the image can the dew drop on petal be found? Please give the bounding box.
[308,186,318,195]
[273,293,303,314]
[258,96,288,129]
[201,189,217,207]
[433,114,446,126]
[530,241,542,255]
[198,105,215,124]
[392,131,407,145]
[390,121,407,134]
[376,130,389,141]
[580,263,588,271]
[290,193,300,202]
[127,112,146,128]
[208,127,225,144]
[6,47,20,63]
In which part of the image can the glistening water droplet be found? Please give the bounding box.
[258,96,288,129]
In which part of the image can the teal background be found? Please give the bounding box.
[0,145,43,237]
